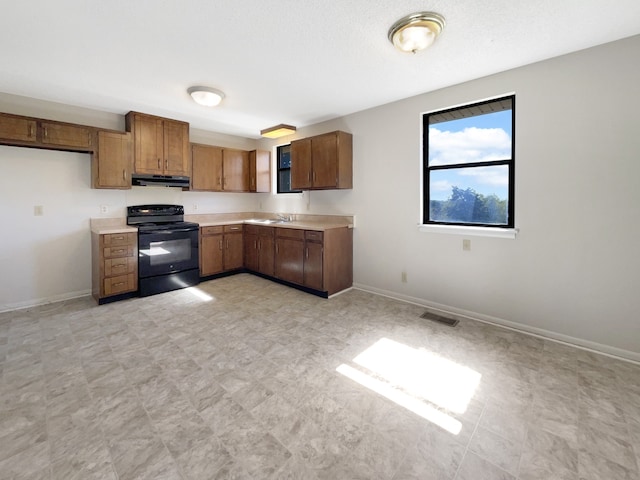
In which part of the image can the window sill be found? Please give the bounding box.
[418,224,518,239]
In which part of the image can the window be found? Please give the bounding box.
[277,144,300,194]
[423,95,515,228]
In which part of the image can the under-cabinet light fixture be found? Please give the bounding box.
[187,86,225,107]
[388,12,445,53]
[260,124,297,139]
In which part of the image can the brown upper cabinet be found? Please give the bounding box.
[191,144,223,191]
[0,112,96,152]
[191,145,270,193]
[92,131,132,189]
[0,113,37,144]
[291,131,352,190]
[222,148,249,192]
[248,150,271,193]
[41,122,93,149]
[125,112,189,177]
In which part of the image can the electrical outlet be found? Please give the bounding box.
[34,205,44,216]
[100,205,108,214]
[193,204,198,211]
[401,272,407,283]
[463,239,471,251]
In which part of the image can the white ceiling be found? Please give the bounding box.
[1,1,639,138]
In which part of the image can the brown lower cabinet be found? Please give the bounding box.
[200,224,244,276]
[274,229,305,285]
[201,223,352,296]
[274,227,353,296]
[92,232,138,302]
[244,225,275,276]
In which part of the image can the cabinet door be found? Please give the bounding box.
[244,233,259,271]
[304,241,324,290]
[42,122,93,149]
[201,234,223,276]
[93,131,132,189]
[248,150,271,193]
[275,238,304,285]
[311,132,338,188]
[290,138,312,190]
[164,120,189,176]
[133,115,163,174]
[224,233,244,270]
[222,149,249,192]
[191,144,223,191]
[258,233,275,276]
[0,114,37,143]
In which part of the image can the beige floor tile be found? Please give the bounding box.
[0,274,638,479]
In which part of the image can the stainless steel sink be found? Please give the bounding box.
[247,219,287,224]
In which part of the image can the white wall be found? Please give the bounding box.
[2,36,639,359]
[258,35,640,359]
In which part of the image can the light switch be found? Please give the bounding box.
[463,239,471,251]
[34,205,44,216]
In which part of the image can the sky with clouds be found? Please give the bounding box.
[428,110,512,201]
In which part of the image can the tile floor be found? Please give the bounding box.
[1,274,639,479]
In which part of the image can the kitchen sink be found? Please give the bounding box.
[247,219,288,224]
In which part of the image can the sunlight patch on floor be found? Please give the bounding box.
[352,337,481,414]
[336,363,462,434]
[184,286,215,302]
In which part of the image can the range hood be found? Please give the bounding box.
[132,173,190,188]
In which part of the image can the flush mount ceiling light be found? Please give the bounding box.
[388,12,445,53]
[187,86,225,107]
[260,124,297,139]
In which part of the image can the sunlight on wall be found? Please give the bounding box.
[337,337,482,435]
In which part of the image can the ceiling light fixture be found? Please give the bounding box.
[260,124,296,139]
[187,86,225,107]
[388,12,445,53]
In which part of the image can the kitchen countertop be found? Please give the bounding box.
[91,212,355,234]
[90,218,137,235]
[187,212,354,231]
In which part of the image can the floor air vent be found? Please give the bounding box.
[420,311,459,327]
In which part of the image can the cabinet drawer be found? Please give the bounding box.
[103,232,136,246]
[276,228,305,240]
[104,257,137,277]
[245,225,274,236]
[201,226,224,235]
[103,245,134,259]
[104,274,136,296]
[305,230,323,242]
[224,224,243,233]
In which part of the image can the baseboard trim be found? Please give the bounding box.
[0,289,91,314]
[352,283,640,365]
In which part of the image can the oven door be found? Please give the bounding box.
[138,228,199,278]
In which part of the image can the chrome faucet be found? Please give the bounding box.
[276,213,292,222]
